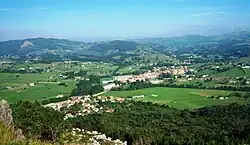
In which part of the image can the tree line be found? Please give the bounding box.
[111,80,250,93]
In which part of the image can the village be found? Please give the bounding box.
[44,95,125,119]
[102,66,190,87]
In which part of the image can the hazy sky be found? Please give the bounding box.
[1,0,250,41]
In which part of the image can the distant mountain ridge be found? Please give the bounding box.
[133,31,250,57]
[1,31,250,62]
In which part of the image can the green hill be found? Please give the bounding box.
[0,38,88,56]
[1,31,250,63]
[216,67,250,78]
[135,31,250,57]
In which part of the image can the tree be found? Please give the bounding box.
[78,69,87,77]
[89,75,101,84]
[11,101,71,141]
[156,55,159,61]
[71,75,104,96]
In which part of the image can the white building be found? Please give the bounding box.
[132,95,145,99]
[29,83,35,86]
[114,75,133,82]
[103,83,119,91]
[56,94,64,98]
[242,66,250,69]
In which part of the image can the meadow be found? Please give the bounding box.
[0,72,76,103]
[0,61,121,103]
[215,67,250,78]
[52,62,118,75]
[104,87,247,109]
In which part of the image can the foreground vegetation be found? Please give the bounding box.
[4,100,249,145]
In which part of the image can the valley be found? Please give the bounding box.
[1,0,250,144]
[1,32,250,145]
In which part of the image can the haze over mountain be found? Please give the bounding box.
[1,0,250,41]
[1,31,250,65]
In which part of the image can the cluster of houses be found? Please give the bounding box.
[113,66,189,83]
[44,95,125,120]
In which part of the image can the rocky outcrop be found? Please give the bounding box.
[0,99,13,128]
[0,99,25,140]
[20,41,33,48]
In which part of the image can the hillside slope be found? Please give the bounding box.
[134,31,250,57]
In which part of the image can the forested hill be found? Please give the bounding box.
[0,38,171,64]
[0,37,88,56]
[134,31,250,57]
[1,31,250,62]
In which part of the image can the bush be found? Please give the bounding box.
[11,101,72,141]
[0,122,14,144]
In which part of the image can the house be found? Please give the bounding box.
[70,96,82,101]
[56,94,64,98]
[59,74,68,79]
[242,66,250,69]
[93,108,99,112]
[103,83,118,91]
[106,108,114,113]
[114,75,133,82]
[150,80,163,84]
[116,97,125,103]
[132,95,145,99]
[229,80,237,84]
[29,83,35,86]
[19,68,26,71]
[102,80,114,84]
[75,76,84,80]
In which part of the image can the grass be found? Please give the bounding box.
[52,62,118,75]
[12,63,51,69]
[117,65,140,74]
[0,122,14,144]
[238,56,250,63]
[0,81,76,103]
[0,72,76,103]
[215,67,250,78]
[0,72,57,85]
[197,69,218,75]
[0,61,118,103]
[103,87,247,109]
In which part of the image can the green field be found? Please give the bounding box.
[52,62,118,75]
[215,67,250,78]
[103,87,247,109]
[0,72,76,103]
[117,65,140,74]
[0,61,118,103]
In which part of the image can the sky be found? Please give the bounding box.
[0,0,250,41]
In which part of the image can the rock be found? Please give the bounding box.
[0,99,25,140]
[20,41,33,48]
[0,99,13,128]
[14,128,25,140]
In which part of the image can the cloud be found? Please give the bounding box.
[190,11,226,17]
[0,7,49,12]
[0,8,16,12]
[30,7,50,11]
